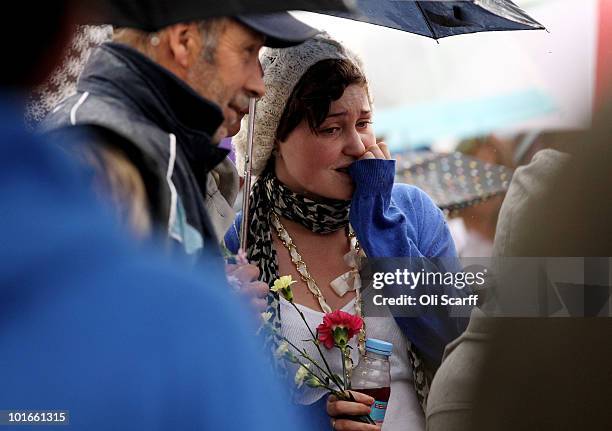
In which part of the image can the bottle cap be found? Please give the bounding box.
[365,338,393,356]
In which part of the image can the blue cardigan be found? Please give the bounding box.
[349,159,468,366]
[226,159,468,367]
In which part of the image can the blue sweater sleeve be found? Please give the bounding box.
[349,159,468,367]
[348,158,457,258]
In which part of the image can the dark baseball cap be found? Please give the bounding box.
[236,13,319,48]
[84,0,352,33]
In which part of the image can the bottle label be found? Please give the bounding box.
[369,400,388,423]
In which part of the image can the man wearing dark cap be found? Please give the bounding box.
[42,10,321,314]
[43,10,318,256]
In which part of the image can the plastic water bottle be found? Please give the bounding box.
[351,338,392,425]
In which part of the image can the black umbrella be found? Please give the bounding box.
[395,151,513,212]
[326,0,544,40]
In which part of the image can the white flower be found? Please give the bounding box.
[275,341,290,359]
[294,364,311,388]
[271,275,296,292]
[306,375,323,388]
[271,275,296,301]
[256,312,274,336]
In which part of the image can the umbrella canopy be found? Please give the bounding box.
[326,0,544,40]
[395,151,513,212]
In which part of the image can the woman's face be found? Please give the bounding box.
[275,84,375,201]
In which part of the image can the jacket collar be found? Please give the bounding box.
[77,42,229,184]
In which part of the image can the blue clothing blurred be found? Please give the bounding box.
[0,97,305,430]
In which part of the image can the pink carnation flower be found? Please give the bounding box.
[317,310,363,349]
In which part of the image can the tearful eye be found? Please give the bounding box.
[320,127,340,135]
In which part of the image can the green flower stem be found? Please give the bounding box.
[340,346,348,390]
[292,356,344,397]
[289,301,317,340]
[278,334,343,392]
[285,353,375,425]
[289,301,344,390]
[291,359,375,426]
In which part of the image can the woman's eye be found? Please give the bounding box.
[320,127,340,135]
[357,120,373,128]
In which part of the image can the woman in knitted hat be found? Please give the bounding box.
[226,33,463,430]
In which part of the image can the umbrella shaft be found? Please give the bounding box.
[239,98,257,251]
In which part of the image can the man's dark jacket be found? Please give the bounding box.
[43,42,228,256]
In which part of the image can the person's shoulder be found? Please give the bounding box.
[42,90,164,146]
[513,149,570,191]
[502,149,570,221]
[528,148,571,167]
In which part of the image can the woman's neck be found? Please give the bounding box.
[273,215,354,311]
[278,215,347,242]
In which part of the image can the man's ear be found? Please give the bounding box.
[165,23,201,71]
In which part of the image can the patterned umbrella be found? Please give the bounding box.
[395,151,513,213]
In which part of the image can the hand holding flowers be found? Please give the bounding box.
[262,275,376,425]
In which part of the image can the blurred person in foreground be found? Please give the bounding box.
[227,33,467,431]
[426,114,612,429]
[0,1,314,430]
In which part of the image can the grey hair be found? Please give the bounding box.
[197,17,230,64]
[112,17,229,63]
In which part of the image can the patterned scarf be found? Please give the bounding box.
[246,165,433,411]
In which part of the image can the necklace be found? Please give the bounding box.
[271,212,367,355]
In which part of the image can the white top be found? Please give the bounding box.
[279,296,425,431]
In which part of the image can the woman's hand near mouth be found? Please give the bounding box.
[359,140,391,160]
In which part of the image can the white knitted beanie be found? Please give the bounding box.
[233,32,364,177]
